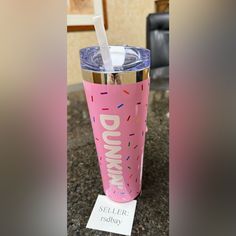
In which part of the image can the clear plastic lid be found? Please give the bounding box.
[80,45,150,73]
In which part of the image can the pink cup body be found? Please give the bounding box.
[83,78,150,202]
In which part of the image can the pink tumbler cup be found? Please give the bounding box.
[80,46,150,202]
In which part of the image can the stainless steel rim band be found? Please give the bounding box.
[82,68,150,84]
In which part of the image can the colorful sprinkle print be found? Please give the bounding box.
[83,77,150,202]
[117,103,124,109]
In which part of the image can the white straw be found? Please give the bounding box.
[93,15,113,71]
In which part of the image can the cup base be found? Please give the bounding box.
[104,189,142,203]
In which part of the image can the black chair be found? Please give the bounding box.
[146,13,169,82]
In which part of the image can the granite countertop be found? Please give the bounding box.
[68,82,169,236]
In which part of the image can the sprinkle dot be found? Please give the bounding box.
[117,104,124,109]
[123,90,130,95]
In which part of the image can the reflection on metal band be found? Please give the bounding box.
[82,68,150,84]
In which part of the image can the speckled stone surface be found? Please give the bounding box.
[68,82,169,236]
